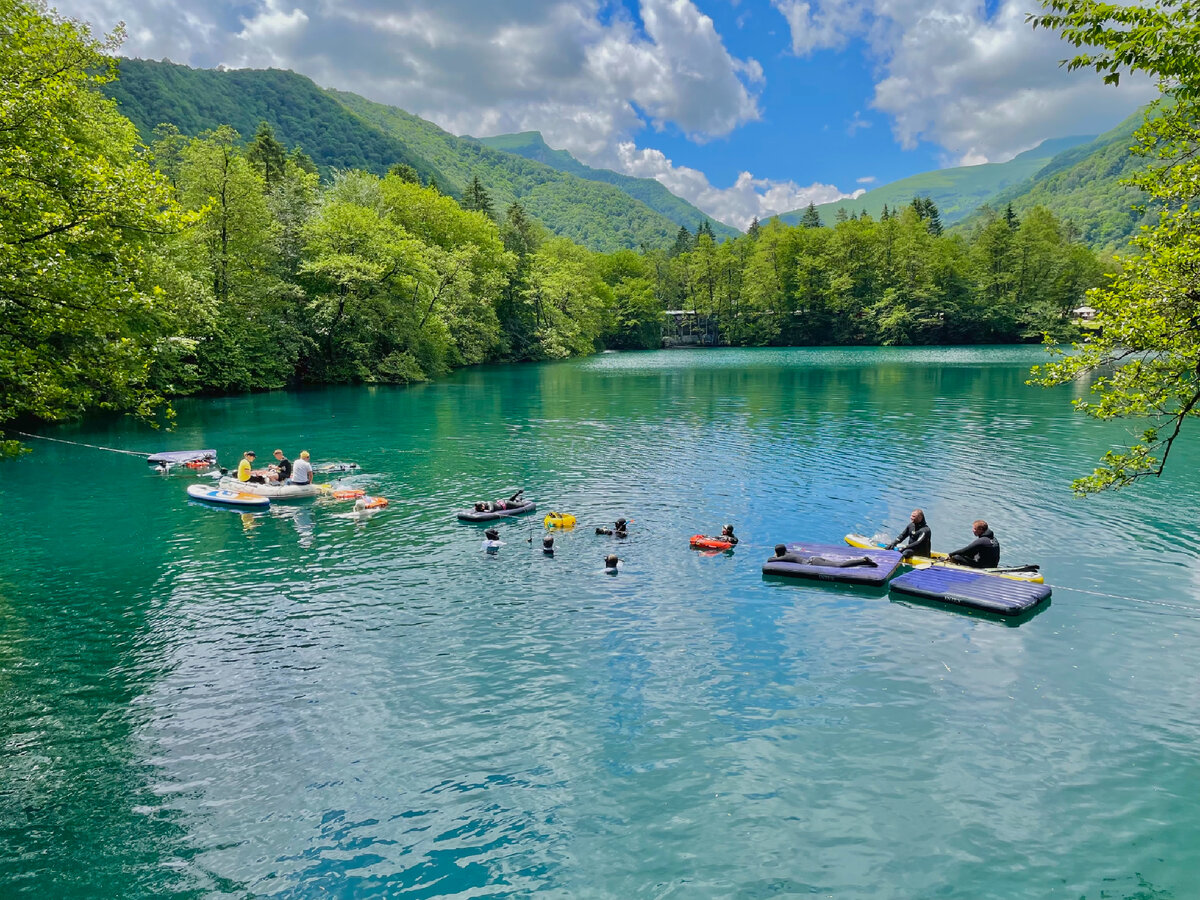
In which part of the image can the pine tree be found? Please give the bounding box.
[801,203,821,228]
[670,225,694,257]
[696,219,716,241]
[834,207,849,224]
[747,216,761,239]
[460,175,494,218]
[1004,203,1019,231]
[247,121,286,188]
[881,204,890,221]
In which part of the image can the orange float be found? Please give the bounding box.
[333,489,365,500]
[690,534,734,550]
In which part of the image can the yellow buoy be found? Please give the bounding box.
[544,511,576,529]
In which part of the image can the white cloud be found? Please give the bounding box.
[616,142,859,229]
[772,0,1156,164]
[856,175,876,184]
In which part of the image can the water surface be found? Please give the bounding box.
[2,347,1198,898]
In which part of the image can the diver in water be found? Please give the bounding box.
[542,534,555,556]
[770,544,878,567]
[596,518,628,537]
[482,527,504,553]
[887,509,931,557]
[604,553,620,573]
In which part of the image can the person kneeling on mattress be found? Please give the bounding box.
[771,545,878,567]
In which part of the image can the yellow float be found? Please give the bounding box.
[544,511,576,529]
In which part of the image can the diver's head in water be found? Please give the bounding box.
[485,527,500,541]
[605,554,619,569]
[774,544,787,558]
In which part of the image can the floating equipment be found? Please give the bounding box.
[544,511,576,528]
[457,500,537,522]
[762,541,901,587]
[186,484,269,508]
[890,566,1051,616]
[845,533,1043,583]
[149,449,216,466]
[314,462,359,475]
[218,476,326,499]
[690,534,733,550]
[333,489,366,500]
[359,496,388,510]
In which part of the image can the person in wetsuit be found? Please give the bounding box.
[948,520,1000,568]
[770,544,878,567]
[596,518,628,537]
[887,509,931,557]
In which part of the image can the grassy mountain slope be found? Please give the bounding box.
[107,58,450,186]
[961,108,1150,251]
[325,91,691,251]
[104,59,700,252]
[476,131,741,240]
[779,135,1094,227]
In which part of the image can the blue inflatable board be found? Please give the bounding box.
[890,566,1051,616]
[762,541,902,586]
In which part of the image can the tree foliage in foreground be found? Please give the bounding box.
[1029,0,1200,493]
[0,0,182,453]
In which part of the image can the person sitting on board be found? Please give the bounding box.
[238,451,266,484]
[596,518,628,537]
[947,520,1000,568]
[886,509,931,557]
[288,450,313,485]
[770,544,878,568]
[267,449,292,484]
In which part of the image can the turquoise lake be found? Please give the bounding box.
[2,347,1198,898]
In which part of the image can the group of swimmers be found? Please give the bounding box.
[885,509,1001,568]
[237,449,314,486]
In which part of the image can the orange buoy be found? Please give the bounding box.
[360,496,388,509]
[690,534,733,550]
[333,489,365,500]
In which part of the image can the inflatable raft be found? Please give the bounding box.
[845,533,1044,583]
[457,500,537,522]
[890,567,1051,616]
[690,535,734,550]
[762,541,901,587]
[187,484,269,508]
[544,512,576,528]
[218,476,325,499]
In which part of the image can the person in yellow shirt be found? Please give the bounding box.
[237,450,258,482]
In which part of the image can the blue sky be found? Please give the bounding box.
[54,0,1155,228]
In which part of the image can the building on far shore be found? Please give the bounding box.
[1073,305,1097,320]
[662,310,720,347]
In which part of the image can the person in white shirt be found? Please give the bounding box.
[289,450,313,485]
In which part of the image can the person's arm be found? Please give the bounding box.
[887,523,913,550]
[948,536,985,561]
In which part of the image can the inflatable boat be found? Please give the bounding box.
[845,533,1043,583]
[187,484,269,508]
[457,500,537,522]
[690,535,734,550]
[218,476,325,499]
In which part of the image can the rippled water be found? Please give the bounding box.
[2,347,1199,898]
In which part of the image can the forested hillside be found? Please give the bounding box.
[963,108,1150,251]
[325,90,694,252]
[104,59,710,253]
[477,131,740,241]
[108,59,449,185]
[778,135,1093,228]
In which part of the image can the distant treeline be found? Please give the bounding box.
[1,0,1108,446]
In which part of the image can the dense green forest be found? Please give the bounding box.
[0,1,1109,448]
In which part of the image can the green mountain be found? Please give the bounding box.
[107,58,450,186]
[325,90,705,251]
[476,131,740,241]
[961,107,1150,251]
[779,135,1095,228]
[103,59,717,253]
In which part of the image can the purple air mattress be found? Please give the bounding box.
[889,566,1051,616]
[762,541,902,586]
[148,449,216,465]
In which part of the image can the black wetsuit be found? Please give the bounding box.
[774,553,878,568]
[888,521,931,557]
[948,529,1000,568]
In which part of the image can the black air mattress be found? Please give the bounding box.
[889,566,1051,616]
[762,541,901,586]
[456,500,537,522]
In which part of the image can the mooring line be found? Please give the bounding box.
[12,431,151,458]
